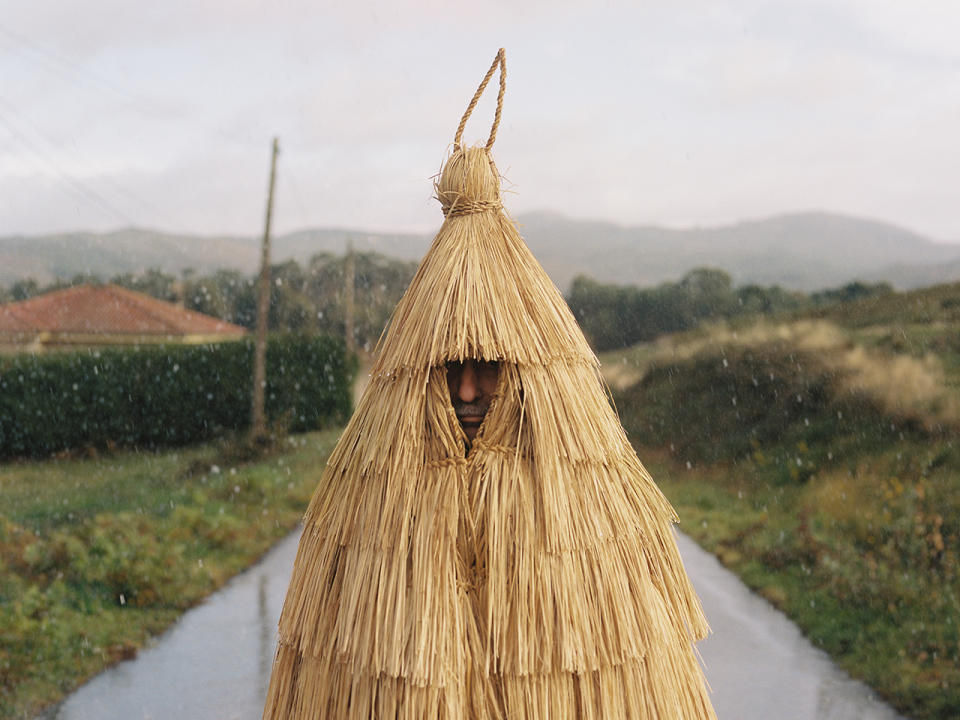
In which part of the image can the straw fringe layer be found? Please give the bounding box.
[373,208,593,370]
[269,366,710,698]
[263,635,714,720]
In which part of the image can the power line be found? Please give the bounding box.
[0,23,271,231]
[0,106,135,225]
[0,22,264,151]
[0,23,298,233]
[0,97,177,227]
[0,24,138,103]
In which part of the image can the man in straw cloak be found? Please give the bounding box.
[262,49,717,720]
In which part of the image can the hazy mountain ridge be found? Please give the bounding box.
[515,210,960,291]
[3,211,959,292]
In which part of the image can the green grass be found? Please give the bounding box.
[1,446,211,530]
[642,448,960,720]
[0,429,341,720]
[607,313,960,720]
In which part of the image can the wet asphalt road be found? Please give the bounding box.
[41,528,907,720]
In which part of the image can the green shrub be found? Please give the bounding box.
[0,334,355,459]
[616,344,928,478]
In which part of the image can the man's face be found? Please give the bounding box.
[446,359,500,443]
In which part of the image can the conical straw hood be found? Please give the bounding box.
[375,144,593,370]
[262,48,717,720]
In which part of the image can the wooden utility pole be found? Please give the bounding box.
[250,137,279,442]
[344,239,355,353]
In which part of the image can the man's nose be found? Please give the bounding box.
[458,360,478,403]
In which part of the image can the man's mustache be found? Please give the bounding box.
[454,402,490,419]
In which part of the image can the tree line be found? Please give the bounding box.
[2,260,893,355]
[566,268,893,351]
[1,252,418,355]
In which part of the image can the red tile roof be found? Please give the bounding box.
[0,284,248,338]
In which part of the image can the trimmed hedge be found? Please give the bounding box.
[0,334,355,459]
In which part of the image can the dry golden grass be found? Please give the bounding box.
[838,345,956,428]
[603,318,959,430]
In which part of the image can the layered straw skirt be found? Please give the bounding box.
[261,360,717,719]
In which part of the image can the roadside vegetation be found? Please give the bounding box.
[1,261,363,718]
[0,429,341,720]
[604,280,960,720]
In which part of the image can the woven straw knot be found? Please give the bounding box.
[442,199,503,218]
[435,146,502,219]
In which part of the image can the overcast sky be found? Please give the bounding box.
[2,0,958,241]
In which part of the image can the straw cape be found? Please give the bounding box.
[262,49,717,720]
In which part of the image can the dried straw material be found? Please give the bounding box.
[262,48,717,719]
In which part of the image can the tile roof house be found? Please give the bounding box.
[0,283,248,352]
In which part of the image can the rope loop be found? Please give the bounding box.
[454,48,506,151]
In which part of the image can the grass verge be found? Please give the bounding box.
[640,448,958,720]
[0,428,341,720]
[610,328,959,720]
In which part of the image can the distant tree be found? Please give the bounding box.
[677,268,736,319]
[648,282,692,335]
[568,275,628,350]
[165,253,417,346]
[111,268,178,301]
[736,284,804,314]
[811,281,894,305]
[568,268,800,351]
[265,260,313,333]
[9,278,41,301]
[176,268,258,328]
[68,271,103,287]
[306,251,417,351]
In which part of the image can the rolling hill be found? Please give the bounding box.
[515,210,960,291]
[3,211,958,292]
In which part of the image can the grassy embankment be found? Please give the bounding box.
[603,281,960,720]
[0,429,341,720]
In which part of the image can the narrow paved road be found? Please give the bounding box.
[42,529,907,720]
[674,533,905,720]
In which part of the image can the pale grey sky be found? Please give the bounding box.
[1,0,958,241]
